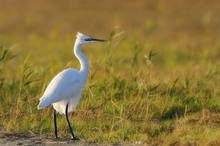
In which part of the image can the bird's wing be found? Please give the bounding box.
[38,68,82,109]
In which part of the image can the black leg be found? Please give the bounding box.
[54,110,58,139]
[65,104,78,140]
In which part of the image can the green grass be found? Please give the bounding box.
[0,30,220,145]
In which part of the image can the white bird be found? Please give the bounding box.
[38,32,107,140]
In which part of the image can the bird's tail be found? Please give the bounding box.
[37,98,49,109]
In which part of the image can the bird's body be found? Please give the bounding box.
[38,68,83,114]
[38,32,106,140]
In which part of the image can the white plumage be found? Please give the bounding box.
[38,68,82,114]
[37,32,106,139]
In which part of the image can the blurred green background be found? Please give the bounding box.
[0,0,220,63]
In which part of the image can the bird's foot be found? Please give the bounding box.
[71,136,80,141]
[53,136,59,141]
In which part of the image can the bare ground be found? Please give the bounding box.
[0,131,111,146]
[1,131,220,146]
[0,131,144,146]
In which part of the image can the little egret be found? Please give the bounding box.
[38,32,107,140]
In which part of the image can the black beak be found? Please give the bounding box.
[85,38,107,42]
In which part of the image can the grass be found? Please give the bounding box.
[0,30,220,145]
[0,0,220,145]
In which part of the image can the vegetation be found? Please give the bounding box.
[0,0,220,145]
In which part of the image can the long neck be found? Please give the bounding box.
[74,42,89,82]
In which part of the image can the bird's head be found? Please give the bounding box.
[76,32,107,45]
